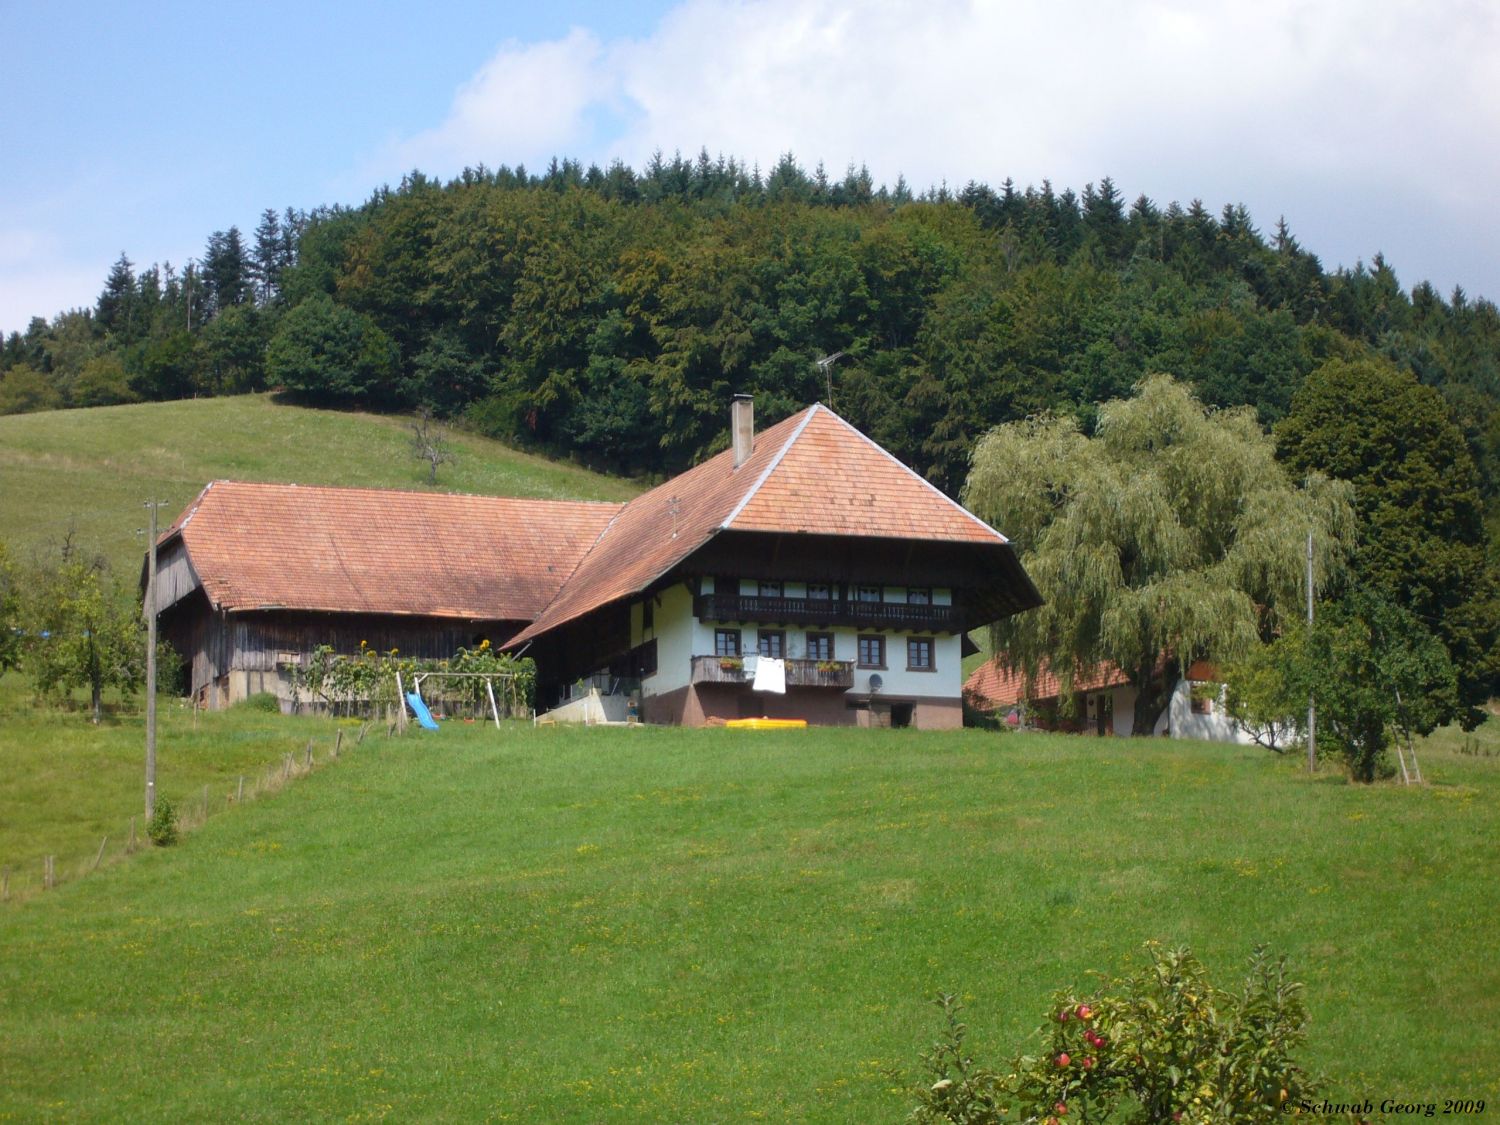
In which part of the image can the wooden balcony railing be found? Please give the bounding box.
[694,593,957,631]
[689,655,855,689]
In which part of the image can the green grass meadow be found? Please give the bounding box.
[0,394,638,575]
[2,707,1497,1121]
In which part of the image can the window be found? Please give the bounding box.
[714,629,741,657]
[757,630,785,658]
[907,637,934,671]
[806,632,834,661]
[857,585,882,603]
[906,587,931,605]
[806,583,832,600]
[758,580,783,598]
[857,635,886,668]
[641,599,654,631]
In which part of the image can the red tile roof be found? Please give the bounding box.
[159,481,621,620]
[506,404,1022,647]
[963,657,1133,709]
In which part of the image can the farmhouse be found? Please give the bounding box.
[963,656,1255,742]
[151,398,1042,726]
[964,659,1139,735]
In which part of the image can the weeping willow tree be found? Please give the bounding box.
[964,374,1356,734]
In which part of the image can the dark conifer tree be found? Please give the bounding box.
[96,253,137,338]
[202,227,251,315]
[252,209,286,305]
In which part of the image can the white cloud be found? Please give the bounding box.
[337,1,1500,298]
[375,27,611,178]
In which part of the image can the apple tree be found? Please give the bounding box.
[0,543,20,673]
[22,558,145,723]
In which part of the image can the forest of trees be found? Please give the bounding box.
[4,151,1498,506]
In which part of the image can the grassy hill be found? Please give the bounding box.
[0,395,640,575]
[2,715,1497,1121]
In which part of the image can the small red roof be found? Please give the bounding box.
[159,481,621,621]
[964,657,1133,709]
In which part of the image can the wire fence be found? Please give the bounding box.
[1,719,386,907]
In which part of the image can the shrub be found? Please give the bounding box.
[236,692,282,713]
[911,943,1332,1125]
[147,797,178,847]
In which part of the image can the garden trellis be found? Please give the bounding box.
[397,669,527,730]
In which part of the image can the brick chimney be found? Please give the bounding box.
[731,394,754,468]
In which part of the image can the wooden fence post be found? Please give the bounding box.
[2,865,9,901]
[334,729,343,758]
[91,836,109,872]
[44,855,54,890]
[236,776,245,804]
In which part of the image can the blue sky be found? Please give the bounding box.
[3,0,1497,336]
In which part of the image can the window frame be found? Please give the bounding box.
[806,632,834,661]
[714,629,742,658]
[857,634,886,669]
[806,582,832,601]
[757,579,784,598]
[856,584,883,603]
[906,587,932,605]
[906,636,935,672]
[757,630,785,659]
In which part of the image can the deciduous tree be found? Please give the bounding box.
[1277,357,1499,726]
[264,294,398,405]
[22,557,143,723]
[964,374,1355,733]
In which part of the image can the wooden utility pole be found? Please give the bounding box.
[144,499,164,818]
[1306,529,1316,773]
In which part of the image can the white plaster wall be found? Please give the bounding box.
[644,583,701,695]
[840,628,962,698]
[1163,679,1255,744]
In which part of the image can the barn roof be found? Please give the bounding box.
[506,403,1036,648]
[156,481,622,621]
[963,658,1134,710]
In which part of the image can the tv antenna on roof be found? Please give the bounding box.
[815,351,846,409]
[667,495,681,539]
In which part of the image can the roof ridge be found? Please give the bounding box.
[720,404,820,530]
[819,409,1008,543]
[171,481,217,537]
[204,478,625,506]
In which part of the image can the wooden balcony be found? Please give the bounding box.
[694,593,957,631]
[689,655,855,689]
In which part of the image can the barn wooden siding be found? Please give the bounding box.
[224,612,520,671]
[159,598,522,706]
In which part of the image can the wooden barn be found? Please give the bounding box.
[148,481,620,709]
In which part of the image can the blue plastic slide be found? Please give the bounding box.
[406,692,440,731]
